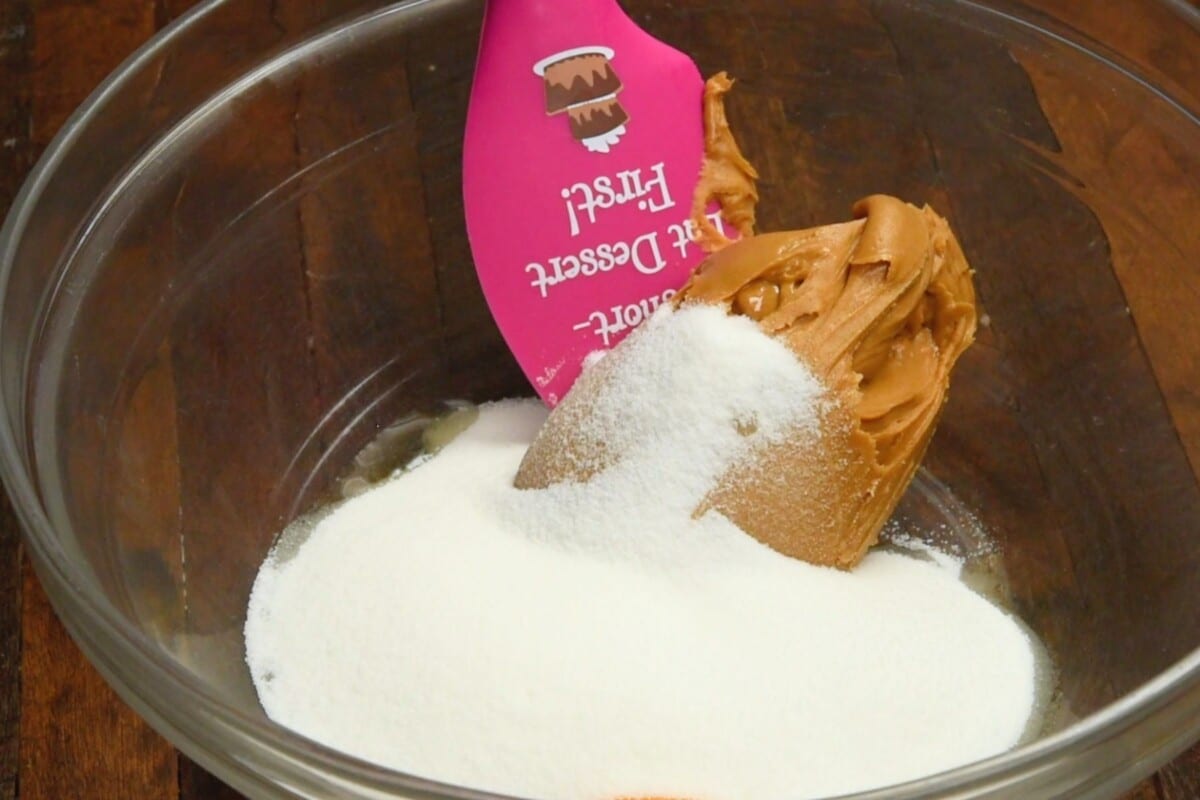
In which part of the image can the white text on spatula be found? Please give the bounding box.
[525,233,668,298]
[561,162,675,237]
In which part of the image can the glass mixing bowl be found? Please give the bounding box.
[2,0,1200,797]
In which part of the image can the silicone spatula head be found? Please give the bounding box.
[463,0,733,405]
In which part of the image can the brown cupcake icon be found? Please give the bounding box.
[534,46,629,153]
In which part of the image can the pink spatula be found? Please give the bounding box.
[463,0,729,405]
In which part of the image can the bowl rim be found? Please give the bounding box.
[2,0,1200,797]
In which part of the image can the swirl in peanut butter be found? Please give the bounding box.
[679,194,976,567]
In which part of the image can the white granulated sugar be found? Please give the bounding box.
[504,305,827,564]
[246,306,1037,800]
[887,531,967,577]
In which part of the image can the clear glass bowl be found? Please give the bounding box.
[2,0,1200,798]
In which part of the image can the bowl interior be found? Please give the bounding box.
[8,0,1200,796]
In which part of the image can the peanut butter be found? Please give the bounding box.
[680,195,976,567]
[691,72,759,250]
[516,75,977,570]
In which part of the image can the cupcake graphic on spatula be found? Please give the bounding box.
[536,46,629,154]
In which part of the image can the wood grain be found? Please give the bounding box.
[108,343,185,641]
[406,3,528,402]
[278,0,450,511]
[0,0,29,795]
[18,561,177,800]
[1126,780,1165,800]
[179,755,245,800]
[1025,0,1200,111]
[28,0,156,147]
[1019,55,1200,488]
[1158,742,1200,800]
[0,493,18,800]
[20,1,181,798]
[1015,10,1200,798]
[865,0,1200,710]
[166,52,318,636]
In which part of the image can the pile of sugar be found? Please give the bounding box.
[245,305,1037,800]
[504,304,828,564]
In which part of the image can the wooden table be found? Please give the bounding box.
[1,1,1199,798]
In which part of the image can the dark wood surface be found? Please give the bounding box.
[0,1,1199,798]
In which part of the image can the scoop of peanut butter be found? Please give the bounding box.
[679,195,976,567]
[515,76,977,569]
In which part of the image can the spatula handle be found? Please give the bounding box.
[483,0,626,25]
[481,0,632,54]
